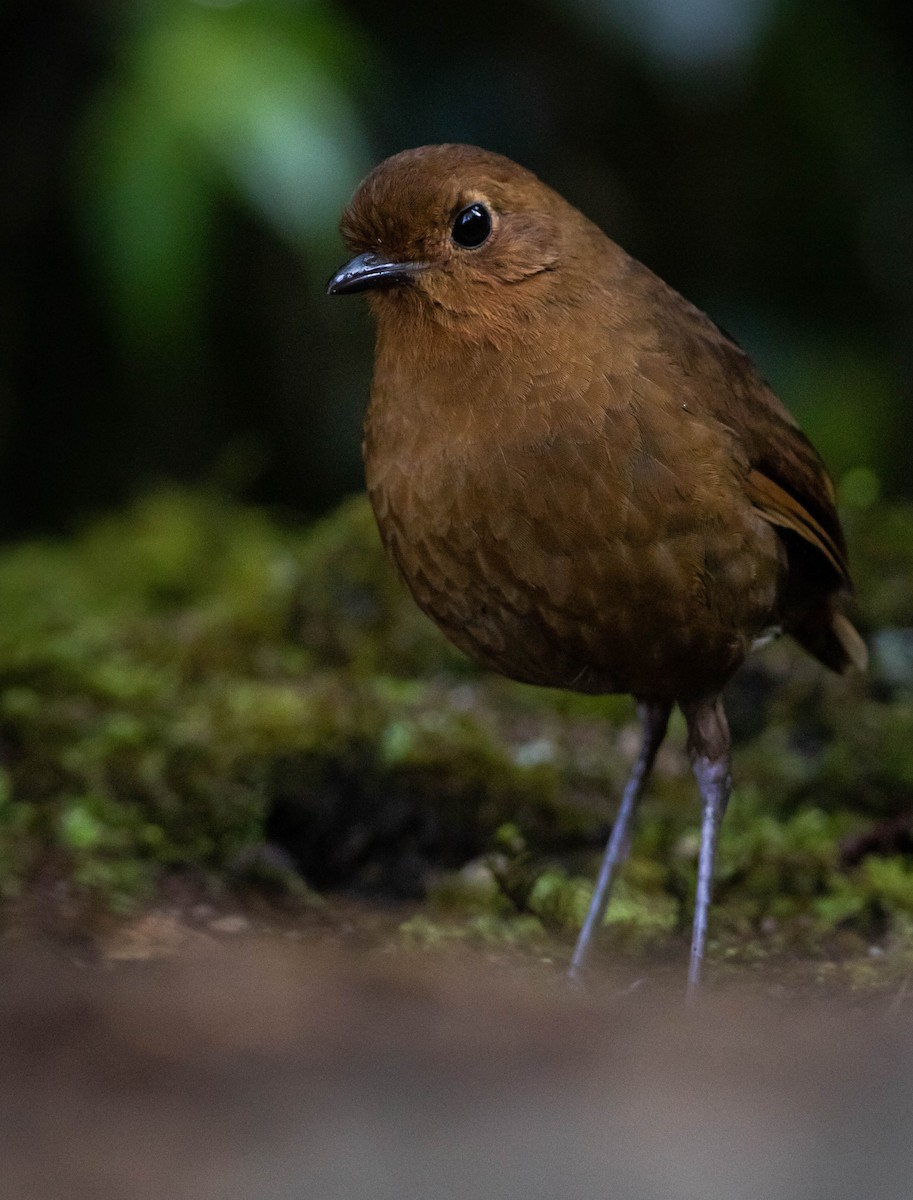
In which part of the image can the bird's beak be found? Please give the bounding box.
[326,252,429,296]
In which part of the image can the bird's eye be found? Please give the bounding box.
[451,203,492,249]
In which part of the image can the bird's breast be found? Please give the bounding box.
[363,344,782,700]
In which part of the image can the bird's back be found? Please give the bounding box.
[613,255,865,675]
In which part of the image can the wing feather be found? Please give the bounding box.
[744,467,848,582]
[624,258,851,589]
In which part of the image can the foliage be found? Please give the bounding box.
[77,0,370,349]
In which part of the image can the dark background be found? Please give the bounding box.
[2,0,911,538]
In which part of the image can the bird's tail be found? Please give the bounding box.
[791,600,868,674]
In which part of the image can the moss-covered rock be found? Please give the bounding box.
[0,489,614,914]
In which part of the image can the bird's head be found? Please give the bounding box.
[327,145,586,329]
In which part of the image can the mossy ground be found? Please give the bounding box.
[2,486,913,990]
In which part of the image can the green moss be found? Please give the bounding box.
[0,767,32,898]
[399,911,547,949]
[0,484,912,974]
[0,488,606,913]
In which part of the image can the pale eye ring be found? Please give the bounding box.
[451,203,492,249]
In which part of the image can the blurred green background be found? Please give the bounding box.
[1,0,911,536]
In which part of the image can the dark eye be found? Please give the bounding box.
[451,203,492,248]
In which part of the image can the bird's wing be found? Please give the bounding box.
[663,300,865,670]
[699,331,850,587]
[743,466,846,579]
[632,265,851,588]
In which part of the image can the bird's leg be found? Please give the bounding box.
[681,695,732,999]
[568,699,671,984]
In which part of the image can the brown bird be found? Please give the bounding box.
[327,144,866,992]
